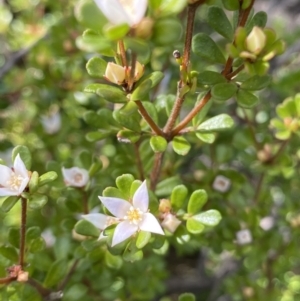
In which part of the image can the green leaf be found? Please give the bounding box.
[140,101,159,128]
[197,114,234,132]
[186,219,205,234]
[86,57,107,78]
[197,71,226,86]
[131,79,152,101]
[0,245,18,262]
[44,259,68,288]
[179,293,196,301]
[117,129,141,143]
[211,82,237,100]
[28,194,48,210]
[141,71,164,89]
[236,89,259,108]
[103,187,126,199]
[28,237,46,253]
[105,252,123,269]
[150,136,168,153]
[240,75,271,90]
[123,241,143,262]
[74,220,100,237]
[156,0,187,16]
[64,284,89,301]
[39,171,58,186]
[192,33,226,64]
[12,145,31,170]
[171,185,188,211]
[103,23,130,40]
[26,226,41,241]
[207,6,234,40]
[136,231,151,249]
[222,0,240,10]
[153,18,182,46]
[8,228,20,248]
[246,11,267,33]
[188,190,208,214]
[84,83,127,103]
[86,130,111,142]
[29,171,39,194]
[116,174,135,200]
[172,136,191,156]
[130,180,143,198]
[192,97,213,127]
[195,132,216,144]
[89,159,102,177]
[124,37,151,64]
[156,176,181,197]
[1,196,19,212]
[192,210,222,226]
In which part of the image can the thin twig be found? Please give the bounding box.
[0,276,15,284]
[150,152,164,191]
[57,259,79,291]
[19,197,27,268]
[118,40,127,67]
[226,64,245,79]
[27,278,53,297]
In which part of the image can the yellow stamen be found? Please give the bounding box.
[124,206,143,225]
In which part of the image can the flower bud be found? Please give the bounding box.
[159,199,171,213]
[212,175,231,193]
[134,17,154,39]
[17,271,29,282]
[105,62,126,85]
[236,229,252,245]
[246,26,266,55]
[161,213,181,233]
[62,167,89,187]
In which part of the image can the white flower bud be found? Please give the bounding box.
[105,62,125,85]
[236,229,252,245]
[246,26,266,55]
[161,213,181,233]
[212,175,231,193]
[259,216,275,231]
[62,167,89,187]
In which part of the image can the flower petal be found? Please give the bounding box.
[14,154,28,179]
[62,167,89,187]
[130,0,148,25]
[139,213,164,235]
[132,180,148,212]
[0,164,13,186]
[93,0,133,26]
[18,177,30,195]
[0,187,19,196]
[112,221,137,247]
[99,196,131,218]
[82,213,108,230]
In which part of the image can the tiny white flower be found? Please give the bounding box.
[99,180,164,247]
[0,154,30,196]
[62,167,89,187]
[93,0,148,27]
[259,216,275,231]
[161,213,181,233]
[236,229,252,245]
[41,111,61,134]
[212,175,231,193]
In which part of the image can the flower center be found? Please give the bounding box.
[74,173,83,183]
[6,173,23,191]
[124,206,143,225]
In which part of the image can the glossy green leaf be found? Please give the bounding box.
[74,220,100,237]
[26,226,41,241]
[29,171,39,194]
[116,174,135,200]
[0,245,18,262]
[179,293,196,301]
[28,237,46,253]
[188,190,208,214]
[86,57,107,78]
[12,145,31,170]
[8,228,19,248]
[105,252,123,269]
[208,6,234,40]
[130,180,142,199]
[195,132,216,144]
[86,130,111,142]
[103,23,129,40]
[172,136,191,156]
[241,75,271,90]
[113,103,141,132]
[39,171,58,187]
[236,89,259,108]
[197,71,226,86]
[155,176,181,197]
[88,159,102,177]
[44,259,68,288]
[222,0,240,10]
[192,97,213,127]
[192,210,222,226]
[131,79,152,101]
[153,18,182,46]
[186,219,205,234]
[141,71,164,89]
[103,187,126,199]
[124,38,151,64]
[192,33,226,64]
[136,231,151,249]
[28,194,48,210]
[171,185,188,211]
[246,11,267,33]
[84,83,127,103]
[211,82,237,100]
[197,114,234,132]
[117,129,141,143]
[1,196,19,212]
[150,136,168,153]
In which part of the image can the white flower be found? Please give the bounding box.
[82,213,119,240]
[212,175,231,193]
[62,167,89,187]
[161,213,181,233]
[236,229,252,245]
[0,154,30,196]
[93,0,148,27]
[99,180,164,247]
[41,111,61,134]
[259,216,275,231]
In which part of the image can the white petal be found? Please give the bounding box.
[0,164,13,186]
[18,177,30,195]
[99,196,131,218]
[14,154,28,178]
[62,167,89,187]
[130,0,148,25]
[82,213,108,230]
[139,213,164,235]
[0,187,19,196]
[93,0,132,26]
[112,221,137,246]
[132,180,148,212]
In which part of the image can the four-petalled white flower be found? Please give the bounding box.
[62,167,89,187]
[93,0,148,27]
[98,180,164,246]
[0,154,30,196]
